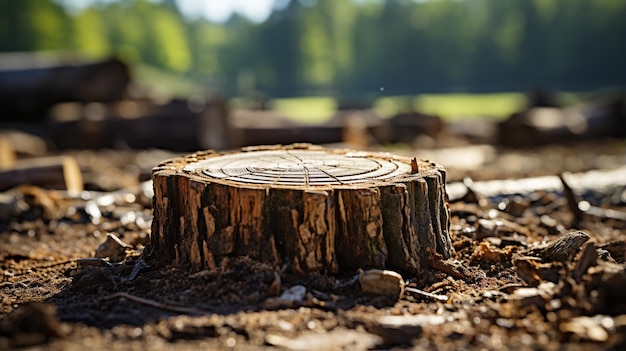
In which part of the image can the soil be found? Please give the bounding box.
[1,139,626,350]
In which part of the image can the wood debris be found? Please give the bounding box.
[95,233,132,261]
[523,230,590,262]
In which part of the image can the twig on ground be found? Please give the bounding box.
[405,287,449,302]
[100,292,208,315]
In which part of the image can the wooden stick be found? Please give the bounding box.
[100,292,207,315]
[405,286,449,302]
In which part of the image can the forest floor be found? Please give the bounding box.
[1,138,625,350]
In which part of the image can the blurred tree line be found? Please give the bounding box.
[0,0,624,97]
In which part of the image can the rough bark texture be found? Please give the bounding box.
[150,144,453,274]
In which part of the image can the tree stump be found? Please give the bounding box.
[150,144,453,274]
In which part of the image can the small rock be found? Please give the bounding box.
[95,233,131,261]
[264,285,307,309]
[280,285,306,301]
[359,269,404,299]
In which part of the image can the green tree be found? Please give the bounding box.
[187,19,227,80]
[4,0,624,96]
[73,7,110,58]
[149,5,191,72]
[0,0,71,51]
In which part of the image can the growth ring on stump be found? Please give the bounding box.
[150,144,453,274]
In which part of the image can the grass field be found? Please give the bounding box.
[413,93,526,120]
[268,97,337,123]
[268,93,529,123]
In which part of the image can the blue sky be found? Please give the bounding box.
[176,0,276,22]
[60,0,280,22]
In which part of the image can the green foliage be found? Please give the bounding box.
[148,6,191,72]
[0,0,624,99]
[0,0,71,51]
[28,0,70,50]
[73,8,110,58]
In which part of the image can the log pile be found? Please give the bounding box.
[0,54,232,151]
[47,97,232,151]
[498,95,626,147]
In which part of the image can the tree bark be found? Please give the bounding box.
[150,144,453,274]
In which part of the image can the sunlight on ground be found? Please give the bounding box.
[268,97,337,123]
[268,92,587,123]
[270,93,527,123]
[415,93,526,120]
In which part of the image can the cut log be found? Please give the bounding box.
[0,136,16,169]
[45,96,231,151]
[149,144,453,274]
[0,156,83,193]
[0,57,131,122]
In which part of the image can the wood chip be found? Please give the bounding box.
[572,243,597,282]
[523,230,590,262]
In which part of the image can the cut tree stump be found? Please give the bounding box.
[150,144,453,274]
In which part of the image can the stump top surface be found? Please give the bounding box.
[182,149,427,187]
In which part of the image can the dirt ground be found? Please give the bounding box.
[1,139,626,350]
